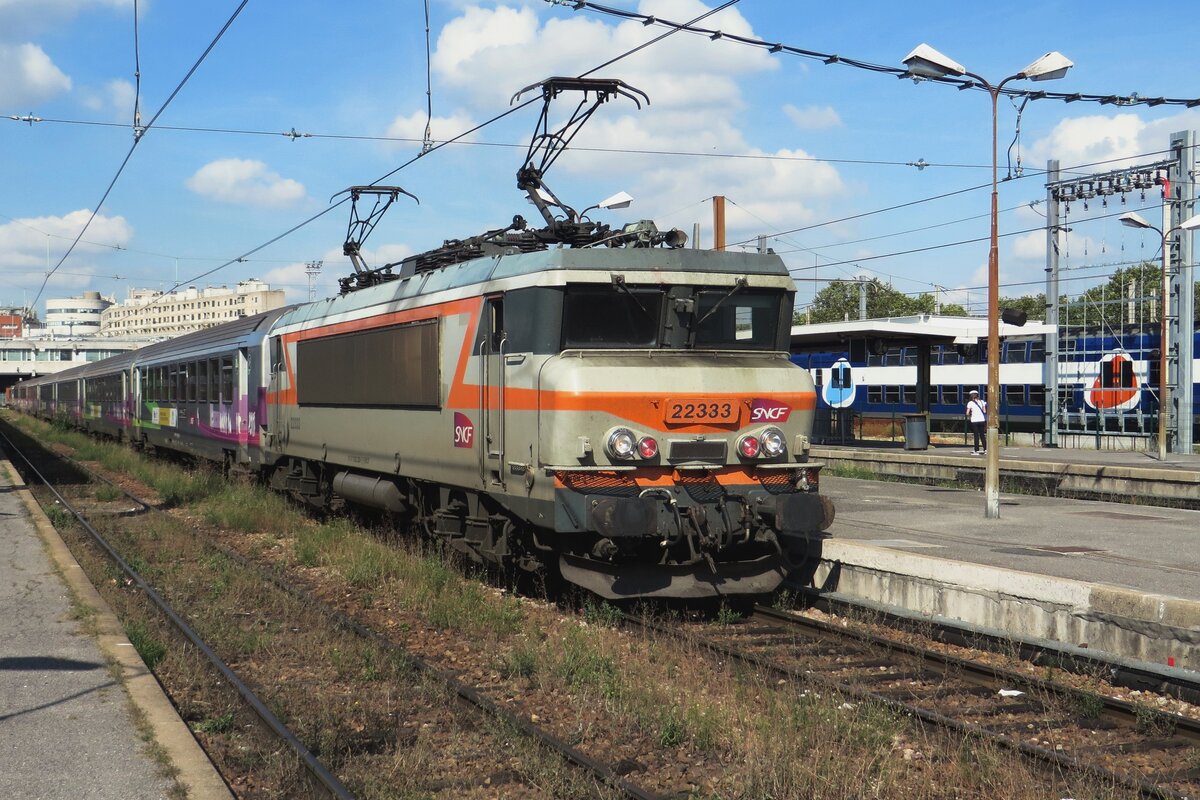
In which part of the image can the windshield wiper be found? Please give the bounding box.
[688,277,748,346]
[609,273,655,322]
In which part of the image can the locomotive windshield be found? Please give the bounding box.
[692,289,786,350]
[563,286,663,348]
[551,284,790,351]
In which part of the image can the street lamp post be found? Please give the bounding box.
[1117,210,1200,460]
[902,45,1072,519]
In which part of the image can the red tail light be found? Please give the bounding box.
[637,437,658,458]
[739,435,760,458]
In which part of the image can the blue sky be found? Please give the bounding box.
[2,0,1198,319]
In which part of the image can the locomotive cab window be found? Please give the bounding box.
[692,290,785,350]
[562,286,663,348]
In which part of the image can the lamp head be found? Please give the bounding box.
[1118,211,1154,231]
[597,190,633,210]
[1020,51,1072,82]
[1178,213,1200,232]
[902,44,965,79]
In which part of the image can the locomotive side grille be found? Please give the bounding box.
[758,469,799,494]
[676,471,723,502]
[667,439,727,462]
[556,471,639,496]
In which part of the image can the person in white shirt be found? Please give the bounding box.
[965,389,987,455]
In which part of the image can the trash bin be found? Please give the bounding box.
[903,413,929,450]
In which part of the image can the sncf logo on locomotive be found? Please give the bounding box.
[749,398,792,422]
[453,412,475,448]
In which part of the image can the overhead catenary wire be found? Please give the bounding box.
[157,0,740,300]
[0,114,991,171]
[28,0,251,314]
[558,0,1200,108]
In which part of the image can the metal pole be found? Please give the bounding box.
[1159,225,1169,461]
[1169,130,1196,453]
[985,84,1001,518]
[1044,159,1060,448]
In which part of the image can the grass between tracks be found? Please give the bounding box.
[7,411,1132,800]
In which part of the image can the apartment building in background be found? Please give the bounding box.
[100,280,286,337]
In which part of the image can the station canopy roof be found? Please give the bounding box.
[790,314,1054,352]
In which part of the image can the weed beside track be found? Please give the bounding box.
[3,410,1155,799]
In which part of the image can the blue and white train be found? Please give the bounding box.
[791,317,1200,441]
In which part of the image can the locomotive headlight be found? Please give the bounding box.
[606,428,637,460]
[760,427,786,457]
[738,435,760,458]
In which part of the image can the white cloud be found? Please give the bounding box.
[185,159,306,208]
[414,2,843,246]
[432,2,776,111]
[784,104,842,130]
[0,42,71,105]
[80,78,135,121]
[0,210,132,265]
[260,242,415,303]
[1011,230,1045,262]
[0,0,131,38]
[1027,109,1200,171]
[0,210,132,294]
[386,110,478,146]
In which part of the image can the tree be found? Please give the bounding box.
[998,293,1047,322]
[1060,262,1163,328]
[798,278,964,324]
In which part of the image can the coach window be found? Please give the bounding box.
[1004,342,1028,363]
[902,385,917,405]
[1029,340,1046,363]
[944,384,961,406]
[1029,384,1046,408]
[186,361,198,402]
[208,358,219,402]
[884,347,902,366]
[884,385,901,404]
[1005,384,1025,406]
[901,347,917,366]
[197,360,208,402]
[165,365,175,401]
[868,386,883,404]
[221,356,234,403]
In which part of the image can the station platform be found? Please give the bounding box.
[0,454,230,799]
[812,445,1200,672]
[812,440,1200,506]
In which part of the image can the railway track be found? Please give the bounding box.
[641,603,1200,800]
[12,411,1199,798]
[0,421,661,800]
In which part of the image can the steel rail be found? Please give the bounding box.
[622,607,1194,800]
[0,428,357,800]
[7,423,664,800]
[797,587,1200,706]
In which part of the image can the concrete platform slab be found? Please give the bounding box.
[814,473,1200,670]
[0,455,230,800]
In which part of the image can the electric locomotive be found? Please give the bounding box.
[10,77,834,600]
[264,242,831,599]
